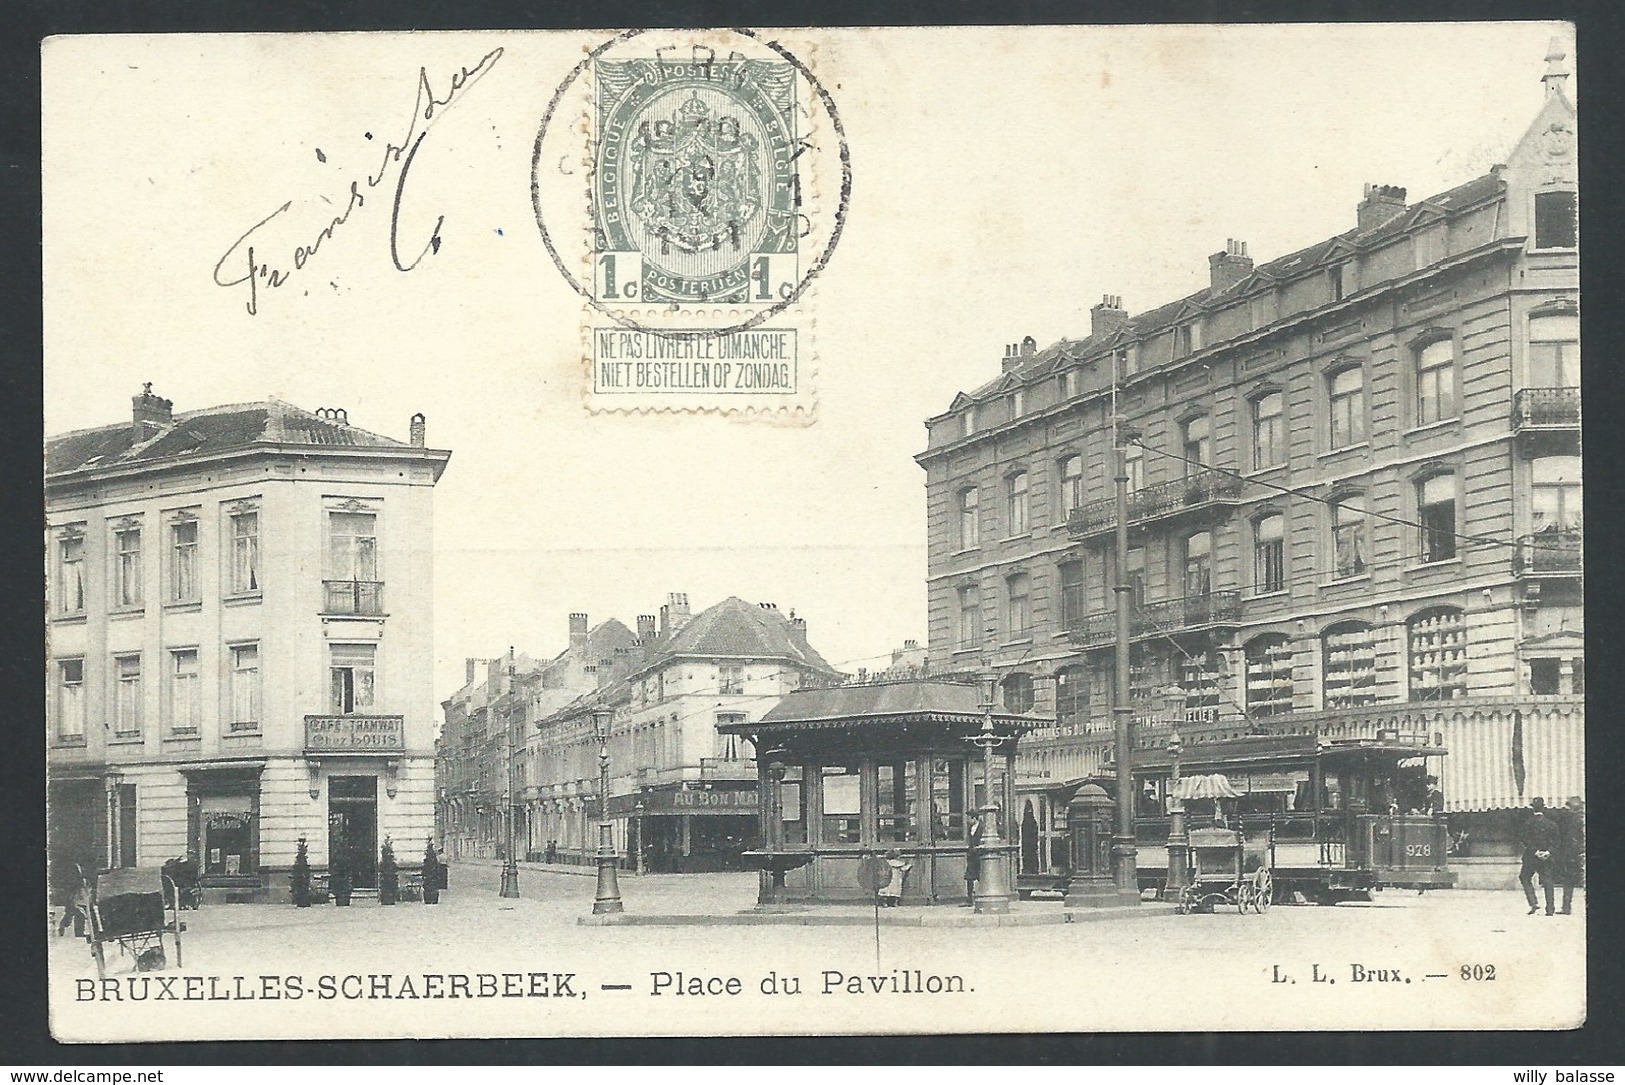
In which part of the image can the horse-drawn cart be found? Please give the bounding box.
[87,867,184,977]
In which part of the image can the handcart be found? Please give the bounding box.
[1177,827,1273,915]
[87,867,184,977]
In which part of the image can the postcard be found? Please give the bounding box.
[42,23,1584,1041]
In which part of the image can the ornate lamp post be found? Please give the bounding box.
[967,674,1013,914]
[499,663,520,898]
[590,706,624,914]
[1166,730,1188,894]
[634,798,646,876]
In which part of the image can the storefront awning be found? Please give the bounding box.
[1173,774,1240,800]
[1438,704,1584,812]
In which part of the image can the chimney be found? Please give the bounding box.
[409,412,426,447]
[659,604,670,640]
[668,592,691,634]
[568,612,589,652]
[1209,239,1253,295]
[1001,343,1022,373]
[316,407,349,425]
[465,657,480,685]
[636,614,657,642]
[1543,38,1570,99]
[131,383,173,441]
[789,615,808,647]
[1357,184,1407,233]
[1090,295,1128,340]
[904,639,919,650]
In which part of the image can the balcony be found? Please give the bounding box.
[1512,387,1580,453]
[1514,531,1582,578]
[1066,590,1243,648]
[324,579,384,615]
[1066,466,1246,541]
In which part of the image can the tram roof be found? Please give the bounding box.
[1120,732,1446,771]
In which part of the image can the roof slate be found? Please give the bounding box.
[652,596,840,675]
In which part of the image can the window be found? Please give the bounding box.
[329,643,375,715]
[56,659,85,740]
[1006,471,1029,535]
[1179,650,1222,710]
[1322,622,1379,709]
[714,713,747,759]
[1253,513,1285,593]
[1054,665,1087,722]
[1125,546,1146,607]
[114,525,142,608]
[1531,456,1582,533]
[1124,445,1144,493]
[1534,190,1577,250]
[113,654,143,738]
[170,649,200,733]
[1418,475,1458,563]
[719,665,745,695]
[170,519,198,603]
[57,534,85,614]
[1244,635,1294,717]
[1006,573,1031,639]
[1328,367,1366,449]
[1002,673,1035,714]
[1176,322,1201,357]
[1329,264,1346,302]
[1059,455,1084,516]
[1529,315,1580,388]
[1252,392,1285,469]
[1058,560,1085,631]
[962,405,977,439]
[229,644,260,730]
[1330,496,1368,578]
[1181,415,1210,472]
[1183,530,1212,597]
[877,761,920,842]
[329,511,379,582]
[930,758,968,841]
[1011,389,1025,418]
[230,510,260,594]
[1118,346,1139,378]
[956,585,981,648]
[1530,657,1583,696]
[778,766,807,844]
[820,765,861,844]
[957,487,979,550]
[1408,608,1467,701]
[1415,339,1456,425]
[1062,369,1082,400]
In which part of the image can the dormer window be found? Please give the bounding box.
[1329,264,1345,302]
[962,405,978,439]
[1062,368,1082,399]
[1011,388,1025,418]
[1176,323,1201,358]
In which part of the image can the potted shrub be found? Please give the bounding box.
[331,840,353,908]
[290,836,312,908]
[422,841,441,905]
[378,837,399,906]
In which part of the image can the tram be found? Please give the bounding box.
[1018,727,1454,903]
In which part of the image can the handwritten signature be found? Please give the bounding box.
[213,47,504,315]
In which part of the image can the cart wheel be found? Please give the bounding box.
[1254,869,1273,913]
[1235,884,1250,914]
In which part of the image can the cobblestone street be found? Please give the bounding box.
[50,864,1585,1041]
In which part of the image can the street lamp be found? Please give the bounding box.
[590,706,624,914]
[499,664,520,899]
[1166,730,1188,895]
[967,674,1013,914]
[634,798,646,876]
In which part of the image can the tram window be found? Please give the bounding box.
[878,761,920,842]
[820,766,862,844]
[931,758,967,841]
[1321,773,1344,810]
[1292,774,1314,813]
[1138,776,1164,819]
[780,767,807,845]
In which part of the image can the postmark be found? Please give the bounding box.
[530,29,849,416]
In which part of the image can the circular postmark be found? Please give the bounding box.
[531,28,850,337]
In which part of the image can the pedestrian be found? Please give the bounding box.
[1554,796,1585,915]
[545,840,557,864]
[1518,797,1559,916]
[879,848,912,908]
[964,815,982,906]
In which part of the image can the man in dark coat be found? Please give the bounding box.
[1554,796,1585,915]
[1518,798,1560,916]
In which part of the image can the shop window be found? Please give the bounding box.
[1054,665,1088,722]
[229,509,260,594]
[57,533,85,615]
[1006,471,1030,535]
[113,654,143,738]
[1252,392,1284,470]
[169,518,198,603]
[114,524,143,608]
[1327,367,1367,449]
[1002,672,1035,714]
[1006,573,1031,639]
[231,644,260,731]
[1322,622,1379,709]
[1244,634,1294,717]
[957,487,979,550]
[877,762,921,842]
[1330,495,1368,578]
[199,795,255,878]
[957,585,981,649]
[1059,455,1085,516]
[1179,650,1222,710]
[56,658,85,740]
[1253,513,1285,593]
[170,649,200,734]
[1529,315,1580,388]
[930,758,967,841]
[1418,474,1458,563]
[819,766,862,845]
[1535,190,1577,250]
[1408,607,1467,701]
[1058,560,1085,632]
[329,643,376,715]
[1415,339,1456,425]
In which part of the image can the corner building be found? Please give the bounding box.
[916,64,1580,881]
[47,390,450,900]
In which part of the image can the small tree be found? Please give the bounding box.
[422,840,441,905]
[378,837,399,906]
[290,836,312,908]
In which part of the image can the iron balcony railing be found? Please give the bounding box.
[1065,589,1243,647]
[1512,387,1580,430]
[1514,531,1582,576]
[1066,466,1246,539]
[324,579,384,615]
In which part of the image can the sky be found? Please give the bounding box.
[42,22,1575,699]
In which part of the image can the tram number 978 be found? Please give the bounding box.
[1404,843,1431,857]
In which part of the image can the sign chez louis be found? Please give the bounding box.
[304,715,405,753]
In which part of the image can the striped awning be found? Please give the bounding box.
[1438,707,1584,812]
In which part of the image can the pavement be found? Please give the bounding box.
[48,863,1587,1041]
